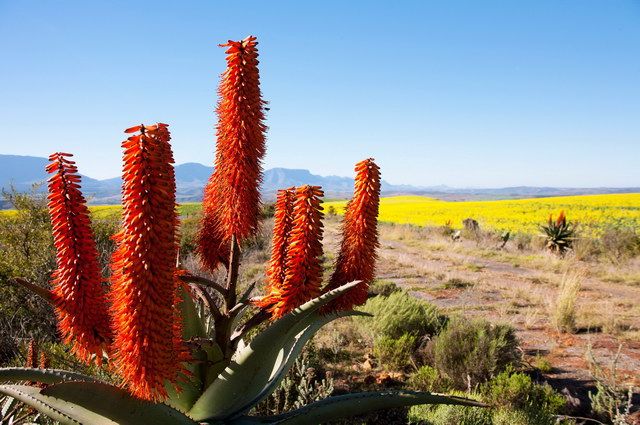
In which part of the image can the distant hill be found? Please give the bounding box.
[1,154,638,207]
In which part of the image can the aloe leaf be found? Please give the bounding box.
[244,310,370,416]
[203,342,226,387]
[0,367,100,384]
[1,394,19,417]
[267,390,487,425]
[230,304,250,331]
[0,384,109,425]
[165,284,207,412]
[178,283,207,340]
[41,381,198,424]
[188,281,361,421]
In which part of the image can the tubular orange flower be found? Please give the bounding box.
[110,124,185,401]
[25,339,37,369]
[256,187,295,309]
[264,186,324,318]
[46,152,112,363]
[198,35,267,271]
[556,210,566,227]
[324,158,381,311]
[39,351,49,370]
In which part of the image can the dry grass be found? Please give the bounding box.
[549,271,584,333]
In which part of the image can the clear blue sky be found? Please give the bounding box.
[1,1,639,187]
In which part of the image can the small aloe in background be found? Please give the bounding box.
[2,35,482,424]
[541,210,575,255]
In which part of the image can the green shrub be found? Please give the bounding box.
[374,333,416,370]
[409,372,569,425]
[260,202,276,219]
[408,365,452,392]
[408,391,490,425]
[358,291,446,341]
[533,355,553,374]
[481,370,565,416]
[179,214,200,257]
[0,188,57,362]
[368,279,400,297]
[599,226,640,262]
[91,216,119,275]
[427,318,520,389]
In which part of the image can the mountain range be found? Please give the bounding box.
[1,154,638,207]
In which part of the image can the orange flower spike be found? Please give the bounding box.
[324,159,381,311]
[263,188,296,295]
[110,124,185,401]
[46,152,112,363]
[556,210,566,227]
[25,339,37,369]
[198,35,267,271]
[267,186,324,318]
[39,351,49,370]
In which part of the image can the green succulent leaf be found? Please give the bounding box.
[41,381,198,424]
[178,283,207,340]
[0,368,100,385]
[0,384,110,425]
[188,281,362,421]
[245,310,369,414]
[265,390,487,424]
[1,382,199,424]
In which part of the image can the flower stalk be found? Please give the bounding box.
[324,158,381,311]
[109,124,185,401]
[46,152,112,364]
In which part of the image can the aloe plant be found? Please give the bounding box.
[1,282,483,424]
[540,211,575,254]
[2,35,484,424]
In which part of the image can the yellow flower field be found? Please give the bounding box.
[3,194,639,236]
[324,194,640,235]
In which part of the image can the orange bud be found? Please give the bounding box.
[324,159,381,311]
[262,186,324,318]
[198,36,267,271]
[109,124,185,401]
[47,153,112,363]
[256,188,295,309]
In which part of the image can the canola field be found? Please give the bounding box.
[88,203,202,219]
[3,195,639,236]
[324,194,640,235]
[0,203,201,219]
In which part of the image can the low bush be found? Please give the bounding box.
[426,318,520,389]
[91,216,119,274]
[513,233,532,251]
[481,369,565,416]
[408,365,452,392]
[408,391,490,425]
[178,214,200,258]
[368,279,400,297]
[409,371,569,425]
[357,291,446,341]
[599,226,640,262]
[0,188,57,362]
[373,333,416,370]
